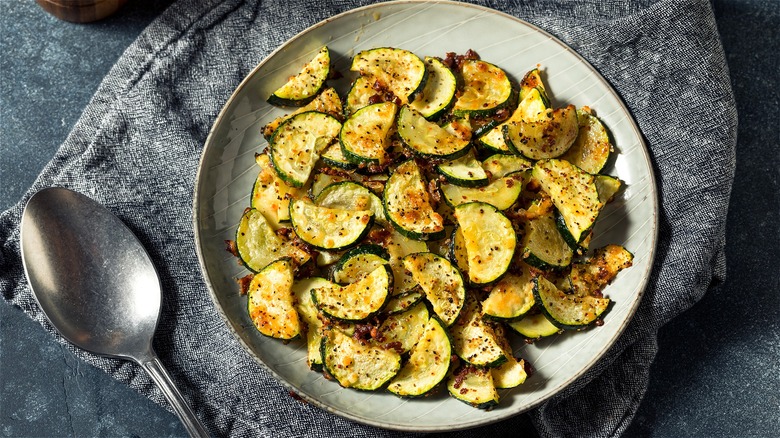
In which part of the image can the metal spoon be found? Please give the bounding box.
[19,187,209,438]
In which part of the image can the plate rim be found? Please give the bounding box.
[193,0,659,432]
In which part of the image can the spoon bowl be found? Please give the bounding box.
[20,187,208,438]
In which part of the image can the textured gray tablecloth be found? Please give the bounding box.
[0,0,736,436]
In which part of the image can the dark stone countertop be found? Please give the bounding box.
[1,1,778,436]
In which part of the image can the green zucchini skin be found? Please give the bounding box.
[453,202,516,286]
[330,244,389,284]
[447,364,500,410]
[408,56,457,120]
[436,150,489,188]
[321,325,401,391]
[383,159,445,241]
[397,105,471,160]
[387,316,452,398]
[507,311,562,340]
[235,208,309,273]
[452,59,514,118]
[350,47,428,104]
[267,46,330,107]
[312,264,392,322]
[559,108,613,174]
[522,209,574,270]
[533,275,610,330]
[292,276,332,371]
[269,111,341,188]
[289,198,374,251]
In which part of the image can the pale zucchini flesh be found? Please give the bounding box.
[454,202,516,285]
[270,111,341,187]
[331,244,389,285]
[267,46,330,107]
[350,47,427,104]
[447,364,500,410]
[534,275,610,329]
[312,264,392,321]
[522,208,574,270]
[235,208,309,272]
[503,104,579,160]
[559,108,612,174]
[402,252,466,326]
[377,301,430,354]
[384,160,445,240]
[321,326,401,391]
[397,105,470,159]
[289,198,373,250]
[437,149,489,188]
[340,101,397,165]
[409,56,457,119]
[292,276,332,370]
[450,296,506,367]
[481,263,536,321]
[315,181,387,225]
[479,87,548,153]
[452,59,513,117]
[247,258,300,339]
[508,311,561,339]
[387,316,452,397]
[441,174,524,211]
[481,154,532,180]
[251,153,302,229]
[533,159,603,245]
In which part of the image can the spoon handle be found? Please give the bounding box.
[140,356,210,438]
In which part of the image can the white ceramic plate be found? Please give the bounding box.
[194,0,657,432]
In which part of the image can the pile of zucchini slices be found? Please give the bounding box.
[230,46,634,409]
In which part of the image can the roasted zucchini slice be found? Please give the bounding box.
[518,68,550,104]
[481,262,536,321]
[490,332,528,389]
[397,105,470,159]
[436,149,489,188]
[534,275,610,329]
[453,202,516,285]
[377,301,430,354]
[350,47,427,104]
[448,226,470,275]
[450,296,506,368]
[330,244,389,284]
[309,171,349,199]
[321,326,401,391]
[292,276,332,370]
[382,288,425,314]
[383,159,445,240]
[315,181,387,225]
[481,154,532,180]
[569,244,634,296]
[595,174,622,204]
[479,86,548,154]
[247,258,300,340]
[289,198,373,250]
[267,46,330,107]
[532,159,603,245]
[312,264,392,322]
[521,207,574,270]
[235,208,309,272]
[263,87,343,140]
[251,153,302,229]
[402,252,466,326]
[503,104,579,160]
[269,111,341,187]
[447,364,500,410]
[385,228,429,294]
[440,174,524,211]
[452,59,514,117]
[559,108,612,174]
[345,75,374,115]
[409,56,457,119]
[508,311,561,340]
[320,142,357,170]
[340,101,397,165]
[387,316,452,397]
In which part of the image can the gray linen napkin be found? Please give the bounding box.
[0,0,736,436]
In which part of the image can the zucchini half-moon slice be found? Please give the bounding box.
[267,46,330,107]
[397,105,470,160]
[534,275,610,330]
[452,59,514,117]
[235,208,310,272]
[289,198,373,250]
[321,326,401,391]
[383,159,445,241]
[409,56,457,119]
[402,252,466,326]
[269,111,341,187]
[247,258,300,340]
[350,47,428,104]
[312,264,392,322]
[453,202,516,285]
[387,316,452,397]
